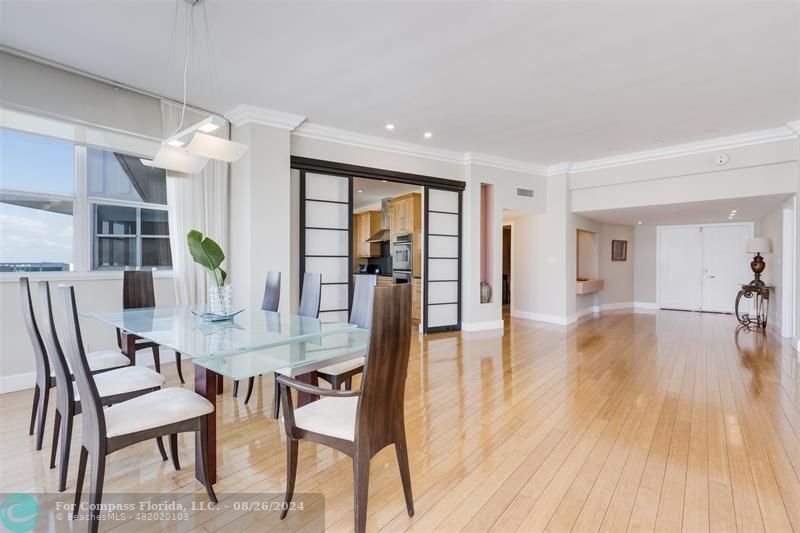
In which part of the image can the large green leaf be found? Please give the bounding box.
[187,230,226,286]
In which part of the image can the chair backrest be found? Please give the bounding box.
[39,281,76,406]
[298,272,322,318]
[122,270,155,309]
[19,277,50,389]
[355,283,412,452]
[262,271,281,312]
[349,275,376,329]
[60,285,107,444]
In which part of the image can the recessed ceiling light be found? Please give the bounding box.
[424,132,432,139]
[357,190,363,193]
[730,210,737,213]
[385,124,394,131]
[637,221,643,225]
[198,123,220,133]
[381,180,388,183]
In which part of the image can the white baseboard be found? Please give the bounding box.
[510,309,570,325]
[0,348,185,395]
[0,371,36,394]
[462,320,504,332]
[512,302,657,327]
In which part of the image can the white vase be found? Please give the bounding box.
[208,285,232,315]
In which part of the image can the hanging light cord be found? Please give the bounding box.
[169,1,193,138]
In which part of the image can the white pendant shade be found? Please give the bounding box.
[185,132,248,162]
[745,237,771,253]
[143,145,209,174]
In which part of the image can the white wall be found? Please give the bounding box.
[462,163,547,329]
[634,224,658,304]
[755,196,795,331]
[230,122,295,313]
[599,223,635,306]
[0,275,175,392]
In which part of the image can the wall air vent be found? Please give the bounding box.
[516,187,535,198]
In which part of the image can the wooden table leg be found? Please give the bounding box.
[295,370,319,407]
[120,333,137,365]
[194,366,217,484]
[216,373,224,395]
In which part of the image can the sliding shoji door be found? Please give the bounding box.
[299,171,352,323]
[424,187,462,332]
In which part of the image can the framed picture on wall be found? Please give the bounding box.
[611,239,627,261]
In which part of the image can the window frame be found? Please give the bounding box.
[0,110,173,280]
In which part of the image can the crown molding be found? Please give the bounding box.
[464,152,549,176]
[224,104,307,130]
[566,123,799,174]
[292,122,466,165]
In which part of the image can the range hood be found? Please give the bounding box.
[366,199,391,243]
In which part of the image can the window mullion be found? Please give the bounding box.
[73,145,89,272]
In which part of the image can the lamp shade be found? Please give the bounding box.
[745,237,771,253]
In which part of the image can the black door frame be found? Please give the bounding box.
[291,157,466,333]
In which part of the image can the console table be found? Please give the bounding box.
[735,283,773,329]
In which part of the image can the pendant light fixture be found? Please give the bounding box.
[141,0,247,174]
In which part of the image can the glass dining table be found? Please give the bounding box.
[83,305,368,484]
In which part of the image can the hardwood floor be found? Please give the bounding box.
[2,310,799,532]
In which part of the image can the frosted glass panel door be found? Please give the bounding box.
[424,187,461,332]
[300,172,351,323]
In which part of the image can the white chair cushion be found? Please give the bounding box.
[72,366,165,402]
[291,396,359,441]
[87,350,130,372]
[317,357,365,376]
[104,388,214,438]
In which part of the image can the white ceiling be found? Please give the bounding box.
[579,193,792,226]
[1,1,798,164]
[353,177,419,210]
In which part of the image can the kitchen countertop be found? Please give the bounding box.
[353,272,393,277]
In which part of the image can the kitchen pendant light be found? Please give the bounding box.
[141,0,247,174]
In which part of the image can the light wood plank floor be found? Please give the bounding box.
[2,310,799,532]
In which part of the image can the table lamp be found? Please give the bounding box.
[745,237,771,285]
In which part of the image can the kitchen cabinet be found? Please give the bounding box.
[389,193,421,239]
[353,210,382,258]
[376,276,394,288]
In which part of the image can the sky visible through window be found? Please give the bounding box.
[0,129,75,267]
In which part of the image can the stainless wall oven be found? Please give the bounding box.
[392,234,413,272]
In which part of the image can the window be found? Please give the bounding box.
[0,129,75,271]
[88,147,170,270]
[0,126,171,273]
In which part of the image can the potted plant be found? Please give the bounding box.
[187,230,231,315]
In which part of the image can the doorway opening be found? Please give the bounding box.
[502,224,511,314]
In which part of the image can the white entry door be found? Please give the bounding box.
[658,223,753,313]
[701,225,751,313]
[658,226,702,310]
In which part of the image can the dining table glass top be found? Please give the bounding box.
[83,305,360,361]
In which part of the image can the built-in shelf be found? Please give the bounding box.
[576,279,604,294]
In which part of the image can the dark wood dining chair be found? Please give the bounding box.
[233,271,281,400]
[117,270,185,382]
[276,283,414,533]
[317,274,375,390]
[39,281,168,492]
[20,278,129,451]
[60,284,217,533]
[269,272,322,415]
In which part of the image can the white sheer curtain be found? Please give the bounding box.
[162,100,229,305]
